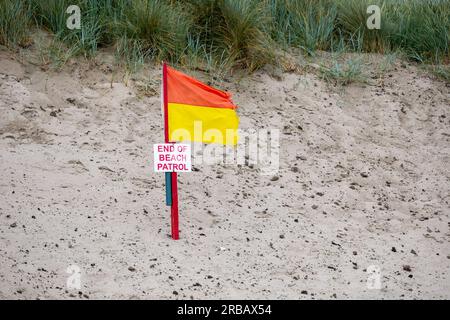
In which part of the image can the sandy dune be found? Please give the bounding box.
[0,50,449,299]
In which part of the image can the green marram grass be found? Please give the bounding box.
[116,0,191,61]
[0,0,32,47]
[0,0,448,75]
[269,0,337,54]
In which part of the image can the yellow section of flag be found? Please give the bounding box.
[168,103,239,145]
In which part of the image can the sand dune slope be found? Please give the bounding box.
[0,52,449,299]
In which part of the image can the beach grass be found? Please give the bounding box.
[1,0,447,78]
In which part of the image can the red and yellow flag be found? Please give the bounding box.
[163,65,239,145]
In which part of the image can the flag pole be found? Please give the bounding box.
[163,62,172,206]
[171,172,179,240]
[163,61,169,143]
[162,61,179,240]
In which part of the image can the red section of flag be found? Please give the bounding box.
[166,65,237,109]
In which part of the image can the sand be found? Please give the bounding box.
[0,49,449,299]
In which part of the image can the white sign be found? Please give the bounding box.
[154,144,191,172]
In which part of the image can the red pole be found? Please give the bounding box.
[163,62,180,240]
[162,62,169,143]
[171,172,179,240]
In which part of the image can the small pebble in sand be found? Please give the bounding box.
[403,265,412,272]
